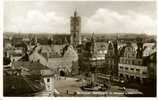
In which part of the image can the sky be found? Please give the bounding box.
[4,1,157,35]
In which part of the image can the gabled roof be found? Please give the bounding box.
[47,45,78,72]
[13,61,49,70]
[11,61,51,76]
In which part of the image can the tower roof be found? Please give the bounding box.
[74,9,77,17]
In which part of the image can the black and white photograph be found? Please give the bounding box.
[3,0,157,98]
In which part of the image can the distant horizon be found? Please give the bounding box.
[3,31,156,36]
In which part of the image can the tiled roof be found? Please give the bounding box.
[47,45,78,72]
[28,45,77,73]
[4,75,45,96]
[48,58,72,72]
[40,45,65,58]
[12,61,49,70]
[11,61,53,77]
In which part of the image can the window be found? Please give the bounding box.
[108,60,111,64]
[120,74,123,77]
[126,75,129,78]
[119,59,121,63]
[78,49,81,53]
[142,71,147,74]
[47,78,50,82]
[138,61,142,65]
[130,60,132,65]
[130,68,134,71]
[109,53,111,56]
[131,54,134,57]
[106,60,108,64]
[120,66,123,69]
[136,69,140,72]
[112,60,114,64]
[127,60,129,64]
[132,60,135,65]
[127,53,129,57]
[127,54,130,58]
[125,59,127,64]
[124,53,126,57]
[123,59,126,64]
[125,67,128,70]
[120,59,123,63]
[125,53,127,57]
[127,60,130,64]
[122,59,124,64]
[125,60,128,64]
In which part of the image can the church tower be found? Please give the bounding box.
[70,10,81,48]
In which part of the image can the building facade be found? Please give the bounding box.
[78,33,108,86]
[41,69,54,96]
[4,60,55,96]
[70,10,81,47]
[104,40,118,77]
[146,52,156,81]
[94,40,119,85]
[118,43,148,83]
[79,34,106,73]
[29,44,79,76]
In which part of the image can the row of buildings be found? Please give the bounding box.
[78,35,156,84]
[3,11,80,95]
[69,11,156,85]
[3,10,156,96]
[4,10,156,85]
[3,50,55,96]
